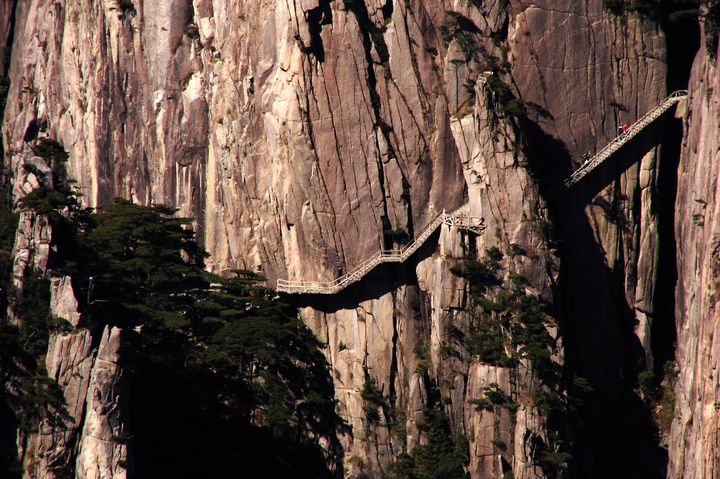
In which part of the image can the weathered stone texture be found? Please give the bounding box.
[21,330,93,479]
[18,326,127,479]
[669,30,720,477]
[75,326,127,479]
[50,276,81,327]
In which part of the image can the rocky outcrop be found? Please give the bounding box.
[75,326,127,479]
[20,330,93,479]
[10,148,54,297]
[50,276,81,328]
[18,327,127,479]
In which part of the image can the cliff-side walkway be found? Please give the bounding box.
[276,206,484,294]
[278,92,687,294]
[547,90,687,196]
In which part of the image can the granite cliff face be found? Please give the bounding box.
[0,0,711,477]
[670,9,720,474]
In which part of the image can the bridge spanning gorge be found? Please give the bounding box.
[276,206,484,294]
[547,90,687,196]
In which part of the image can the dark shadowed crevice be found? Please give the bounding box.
[0,1,16,77]
[381,0,393,21]
[652,1,699,376]
[519,116,575,195]
[0,3,20,477]
[305,1,333,63]
[651,118,681,376]
[660,0,700,91]
[387,292,401,431]
[552,184,668,478]
[550,9,697,473]
[528,78,686,479]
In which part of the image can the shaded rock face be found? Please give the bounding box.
[670,19,720,476]
[509,3,684,476]
[0,0,704,478]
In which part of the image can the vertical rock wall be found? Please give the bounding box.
[21,330,94,478]
[75,326,127,479]
[670,12,720,475]
[2,0,469,283]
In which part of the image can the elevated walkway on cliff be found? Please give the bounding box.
[276,206,484,294]
[547,90,687,196]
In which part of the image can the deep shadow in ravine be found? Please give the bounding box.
[517,104,676,477]
[546,108,685,478]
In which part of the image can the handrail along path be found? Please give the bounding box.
[277,92,688,293]
[547,90,687,196]
[277,206,484,294]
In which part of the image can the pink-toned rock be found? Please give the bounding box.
[669,26,720,475]
[50,276,81,327]
[75,326,127,479]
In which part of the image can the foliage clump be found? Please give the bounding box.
[387,383,469,479]
[3,151,345,476]
[636,361,678,438]
[446,238,572,474]
[384,227,409,246]
[449,246,503,296]
[486,76,526,118]
[118,0,136,17]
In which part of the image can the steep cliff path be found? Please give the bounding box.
[547,90,688,196]
[277,206,484,294]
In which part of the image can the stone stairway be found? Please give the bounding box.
[547,90,687,196]
[276,206,483,294]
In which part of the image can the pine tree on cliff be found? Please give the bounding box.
[9,165,344,477]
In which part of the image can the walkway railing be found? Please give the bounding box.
[276,206,484,294]
[547,90,687,196]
